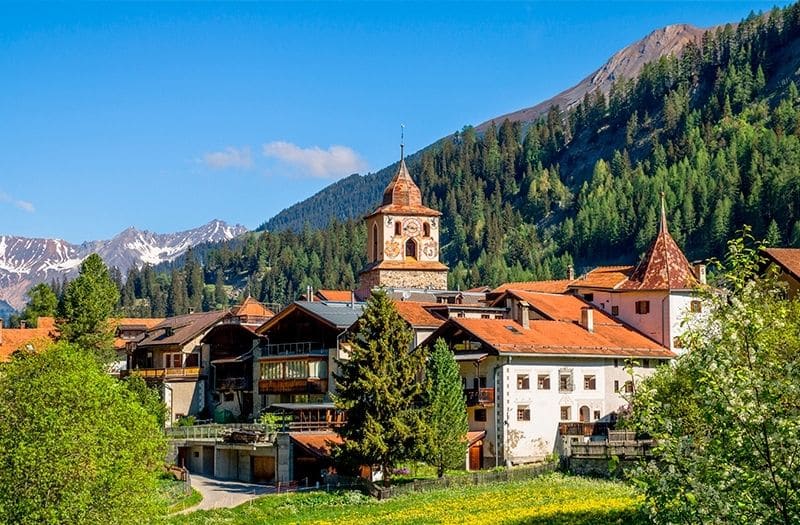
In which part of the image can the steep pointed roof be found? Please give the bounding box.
[367,150,441,218]
[620,195,698,291]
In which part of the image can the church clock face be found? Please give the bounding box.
[402,218,421,237]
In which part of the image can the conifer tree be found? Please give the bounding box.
[333,290,427,486]
[57,253,120,360]
[21,283,58,328]
[214,269,228,309]
[167,269,189,317]
[422,338,468,477]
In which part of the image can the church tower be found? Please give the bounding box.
[358,145,448,291]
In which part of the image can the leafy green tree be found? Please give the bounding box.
[214,269,228,309]
[21,282,58,327]
[421,338,468,477]
[0,342,167,524]
[57,253,120,359]
[333,290,427,486]
[629,230,800,524]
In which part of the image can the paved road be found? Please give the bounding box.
[181,474,275,513]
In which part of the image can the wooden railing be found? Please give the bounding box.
[124,366,201,379]
[258,378,327,394]
[558,422,612,437]
[464,387,495,406]
[165,423,266,440]
[264,342,328,356]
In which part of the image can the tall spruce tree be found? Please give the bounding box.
[57,253,120,360]
[333,290,427,485]
[21,283,58,328]
[422,338,469,477]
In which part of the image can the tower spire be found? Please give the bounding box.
[659,191,668,232]
[400,124,405,161]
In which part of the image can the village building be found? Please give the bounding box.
[762,247,800,298]
[423,290,675,467]
[358,147,448,293]
[0,316,58,363]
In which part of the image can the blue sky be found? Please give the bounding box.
[0,1,786,243]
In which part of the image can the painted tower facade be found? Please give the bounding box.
[358,152,448,291]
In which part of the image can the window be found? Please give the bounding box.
[457,312,465,318]
[642,359,651,368]
[423,222,431,237]
[614,380,620,393]
[560,406,571,421]
[308,360,327,379]
[623,380,634,394]
[473,376,487,389]
[583,374,596,390]
[635,300,650,314]
[394,221,401,236]
[690,300,702,313]
[481,314,490,319]
[537,374,550,390]
[613,358,619,368]
[372,223,379,261]
[559,371,574,393]
[164,353,182,368]
[474,408,487,422]
[593,410,601,421]
[517,374,530,390]
[405,238,417,258]
[611,305,619,316]
[583,293,594,302]
[517,405,531,421]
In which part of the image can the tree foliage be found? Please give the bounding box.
[421,338,469,477]
[333,290,427,485]
[0,342,167,524]
[628,230,800,524]
[21,282,58,327]
[57,253,119,359]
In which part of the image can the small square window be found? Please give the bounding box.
[635,301,650,315]
[611,305,619,316]
[537,374,550,390]
[624,380,634,394]
[690,300,702,313]
[614,380,620,393]
[517,405,531,421]
[193,451,200,458]
[593,410,601,421]
[474,408,487,422]
[517,374,530,390]
[559,372,573,393]
[613,358,619,368]
[583,375,596,390]
[481,314,490,319]
[583,293,594,302]
[560,406,571,421]
[642,359,651,368]
[394,221,402,235]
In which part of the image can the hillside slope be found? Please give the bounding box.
[264,23,710,232]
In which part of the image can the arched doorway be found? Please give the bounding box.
[579,405,591,423]
[405,238,417,259]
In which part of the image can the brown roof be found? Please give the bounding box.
[232,297,275,318]
[570,266,634,290]
[113,317,165,350]
[366,158,441,217]
[504,291,619,325]
[392,301,445,328]
[763,248,800,281]
[137,310,228,348]
[289,432,344,458]
[467,430,486,445]
[315,290,355,302]
[619,201,697,291]
[360,259,449,272]
[493,279,574,294]
[0,317,58,362]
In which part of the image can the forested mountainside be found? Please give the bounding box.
[115,5,800,316]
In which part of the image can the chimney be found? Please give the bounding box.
[580,307,594,333]
[19,320,27,330]
[519,301,530,330]
[693,263,707,285]
[187,307,195,315]
[567,265,575,281]
[350,290,355,309]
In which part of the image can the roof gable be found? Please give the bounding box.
[763,247,800,281]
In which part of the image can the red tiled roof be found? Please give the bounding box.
[360,259,449,272]
[505,291,618,325]
[763,248,800,281]
[232,297,275,318]
[315,290,355,302]
[366,159,441,218]
[493,279,574,294]
[289,432,344,458]
[392,301,445,328]
[0,317,58,362]
[570,266,634,290]
[619,202,697,291]
[467,430,486,445]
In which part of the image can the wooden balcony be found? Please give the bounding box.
[124,367,201,380]
[464,387,495,407]
[558,422,612,437]
[258,378,328,394]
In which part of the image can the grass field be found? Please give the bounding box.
[165,473,646,525]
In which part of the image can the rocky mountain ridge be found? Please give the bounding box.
[0,219,247,310]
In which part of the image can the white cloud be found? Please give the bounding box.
[0,191,35,213]
[202,146,253,169]
[262,141,367,179]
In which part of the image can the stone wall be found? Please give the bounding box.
[360,268,448,291]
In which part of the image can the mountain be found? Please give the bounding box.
[263,23,711,232]
[0,299,15,324]
[0,220,247,310]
